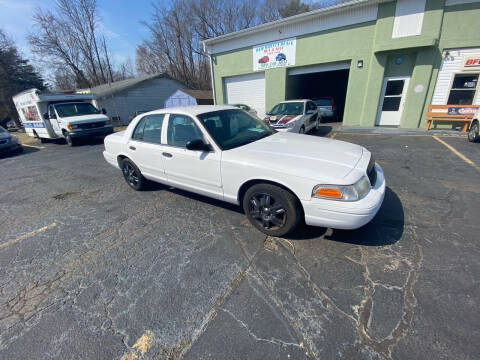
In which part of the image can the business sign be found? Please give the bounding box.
[447,107,477,115]
[462,54,480,70]
[253,38,296,71]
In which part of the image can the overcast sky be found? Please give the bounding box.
[0,0,155,69]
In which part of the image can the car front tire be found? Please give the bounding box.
[121,158,146,190]
[468,121,479,143]
[65,132,76,146]
[243,183,302,237]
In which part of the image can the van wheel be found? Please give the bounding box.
[468,121,479,143]
[64,132,75,146]
[121,158,146,190]
[243,183,302,237]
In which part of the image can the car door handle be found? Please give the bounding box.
[162,152,173,158]
[129,146,136,151]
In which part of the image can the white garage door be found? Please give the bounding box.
[224,72,266,118]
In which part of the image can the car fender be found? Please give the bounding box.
[235,176,304,205]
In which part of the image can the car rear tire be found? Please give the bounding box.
[243,183,302,237]
[468,121,479,143]
[121,158,146,190]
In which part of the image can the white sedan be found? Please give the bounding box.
[103,106,385,236]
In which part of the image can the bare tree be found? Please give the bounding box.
[29,0,119,90]
[137,0,292,89]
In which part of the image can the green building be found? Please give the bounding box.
[203,0,480,129]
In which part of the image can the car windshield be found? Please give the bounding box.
[269,102,304,115]
[54,103,100,117]
[314,99,332,106]
[197,109,276,150]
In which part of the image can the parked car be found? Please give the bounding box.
[264,100,319,133]
[0,126,23,156]
[313,97,338,122]
[258,56,269,64]
[103,106,385,236]
[276,53,286,61]
[468,108,479,143]
[229,104,258,117]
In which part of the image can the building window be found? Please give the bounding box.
[447,74,478,105]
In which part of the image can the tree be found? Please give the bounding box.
[278,0,311,18]
[29,0,120,90]
[0,29,46,127]
[137,0,292,89]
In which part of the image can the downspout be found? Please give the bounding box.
[203,41,216,105]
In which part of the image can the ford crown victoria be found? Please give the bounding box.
[103,106,385,236]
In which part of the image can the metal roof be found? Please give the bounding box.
[85,73,174,98]
[180,89,213,100]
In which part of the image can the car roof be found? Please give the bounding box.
[142,105,239,117]
[278,99,310,103]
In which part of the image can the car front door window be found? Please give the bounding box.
[167,114,204,147]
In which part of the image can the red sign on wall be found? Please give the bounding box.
[463,55,480,69]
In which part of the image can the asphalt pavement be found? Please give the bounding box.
[0,131,479,360]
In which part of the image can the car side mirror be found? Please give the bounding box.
[307,109,314,115]
[186,139,212,152]
[101,108,107,115]
[265,111,271,115]
[43,113,49,120]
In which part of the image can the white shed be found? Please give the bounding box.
[165,89,214,108]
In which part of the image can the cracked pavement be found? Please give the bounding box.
[0,133,479,359]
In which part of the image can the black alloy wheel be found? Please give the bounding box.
[121,159,146,190]
[243,183,301,236]
[248,193,287,230]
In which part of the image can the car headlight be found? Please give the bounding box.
[67,124,79,130]
[312,176,371,201]
[285,121,295,128]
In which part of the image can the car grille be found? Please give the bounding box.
[367,155,377,187]
[78,121,105,129]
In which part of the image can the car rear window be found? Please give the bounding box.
[314,99,332,106]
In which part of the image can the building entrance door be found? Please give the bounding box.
[376,76,410,126]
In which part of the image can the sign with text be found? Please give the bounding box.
[447,107,477,115]
[462,54,480,70]
[253,38,296,71]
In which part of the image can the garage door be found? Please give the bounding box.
[288,61,351,76]
[224,72,266,118]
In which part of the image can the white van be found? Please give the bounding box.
[12,88,113,146]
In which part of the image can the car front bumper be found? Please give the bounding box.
[69,126,114,138]
[301,164,386,230]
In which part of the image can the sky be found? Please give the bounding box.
[0,0,157,71]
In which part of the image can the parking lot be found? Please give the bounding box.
[0,130,479,360]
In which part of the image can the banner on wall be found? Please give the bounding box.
[253,38,296,71]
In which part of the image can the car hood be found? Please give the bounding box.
[224,132,364,183]
[60,114,109,124]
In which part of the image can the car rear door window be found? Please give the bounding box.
[142,114,164,143]
[132,117,146,140]
[167,114,203,148]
